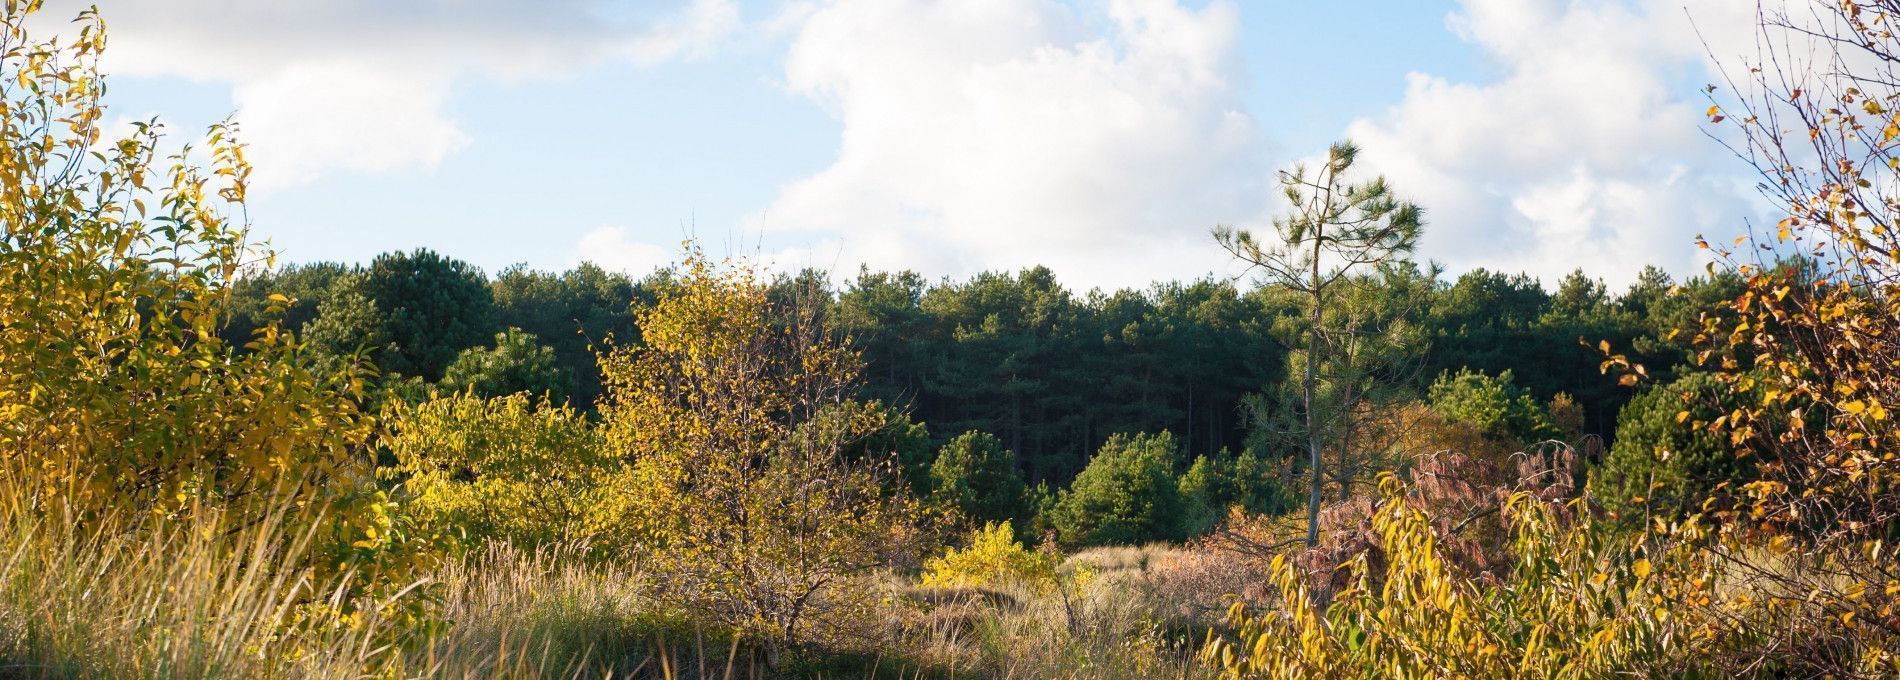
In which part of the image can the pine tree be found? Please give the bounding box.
[1216,141,1424,548]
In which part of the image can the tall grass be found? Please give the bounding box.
[0,472,1216,679]
[0,480,692,679]
[890,547,1216,680]
[0,495,396,677]
[0,478,946,679]
[423,543,780,678]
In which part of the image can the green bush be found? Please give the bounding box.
[1427,368,1562,446]
[1051,432,1187,547]
[1595,372,1750,516]
[440,328,574,403]
[1179,448,1291,536]
[384,392,618,551]
[930,430,1028,524]
[852,408,933,492]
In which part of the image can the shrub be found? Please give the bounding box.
[439,328,575,402]
[1195,442,1598,608]
[596,245,926,650]
[1203,476,1725,678]
[1177,456,1226,538]
[0,3,395,571]
[930,430,1029,525]
[1023,480,1062,539]
[1385,401,1518,464]
[1178,449,1292,537]
[1594,372,1749,517]
[1051,432,1188,547]
[1547,391,1585,437]
[1427,369,1562,447]
[1148,520,1279,620]
[919,521,1057,590]
[384,392,615,551]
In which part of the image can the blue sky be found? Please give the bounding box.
[64,0,1759,291]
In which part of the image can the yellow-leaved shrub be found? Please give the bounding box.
[0,2,409,576]
[596,244,927,649]
[921,521,1058,591]
[384,391,620,552]
[1203,475,1725,679]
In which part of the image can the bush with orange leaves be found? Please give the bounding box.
[1176,437,1601,616]
[1202,468,1897,678]
[1202,474,1740,679]
[1689,0,1900,551]
[1671,1,1900,671]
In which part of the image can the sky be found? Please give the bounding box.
[50,0,1767,292]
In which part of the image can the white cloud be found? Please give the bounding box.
[1345,0,1763,289]
[574,227,676,277]
[619,0,745,67]
[754,0,1264,291]
[45,0,741,189]
[229,61,468,186]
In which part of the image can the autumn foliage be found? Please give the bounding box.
[10,0,1900,677]
[596,247,928,648]
[0,2,408,576]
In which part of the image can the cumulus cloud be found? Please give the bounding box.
[1345,0,1763,289]
[228,61,468,185]
[619,0,745,67]
[44,0,741,188]
[755,0,1265,291]
[574,227,677,277]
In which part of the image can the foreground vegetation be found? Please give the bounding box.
[2,1,1899,677]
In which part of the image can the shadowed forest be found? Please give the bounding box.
[5,1,1900,678]
[227,248,1723,483]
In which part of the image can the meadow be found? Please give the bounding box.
[3,1,1899,678]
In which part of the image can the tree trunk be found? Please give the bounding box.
[1337,377,1359,502]
[1304,253,1324,548]
[1185,382,1194,456]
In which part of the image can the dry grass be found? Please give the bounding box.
[1,465,1885,679]
[0,500,400,678]
[885,549,1216,680]
[0,490,759,679]
[1066,543,1176,576]
[0,474,1228,680]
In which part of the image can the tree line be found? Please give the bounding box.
[224,246,1737,483]
[8,0,1898,674]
